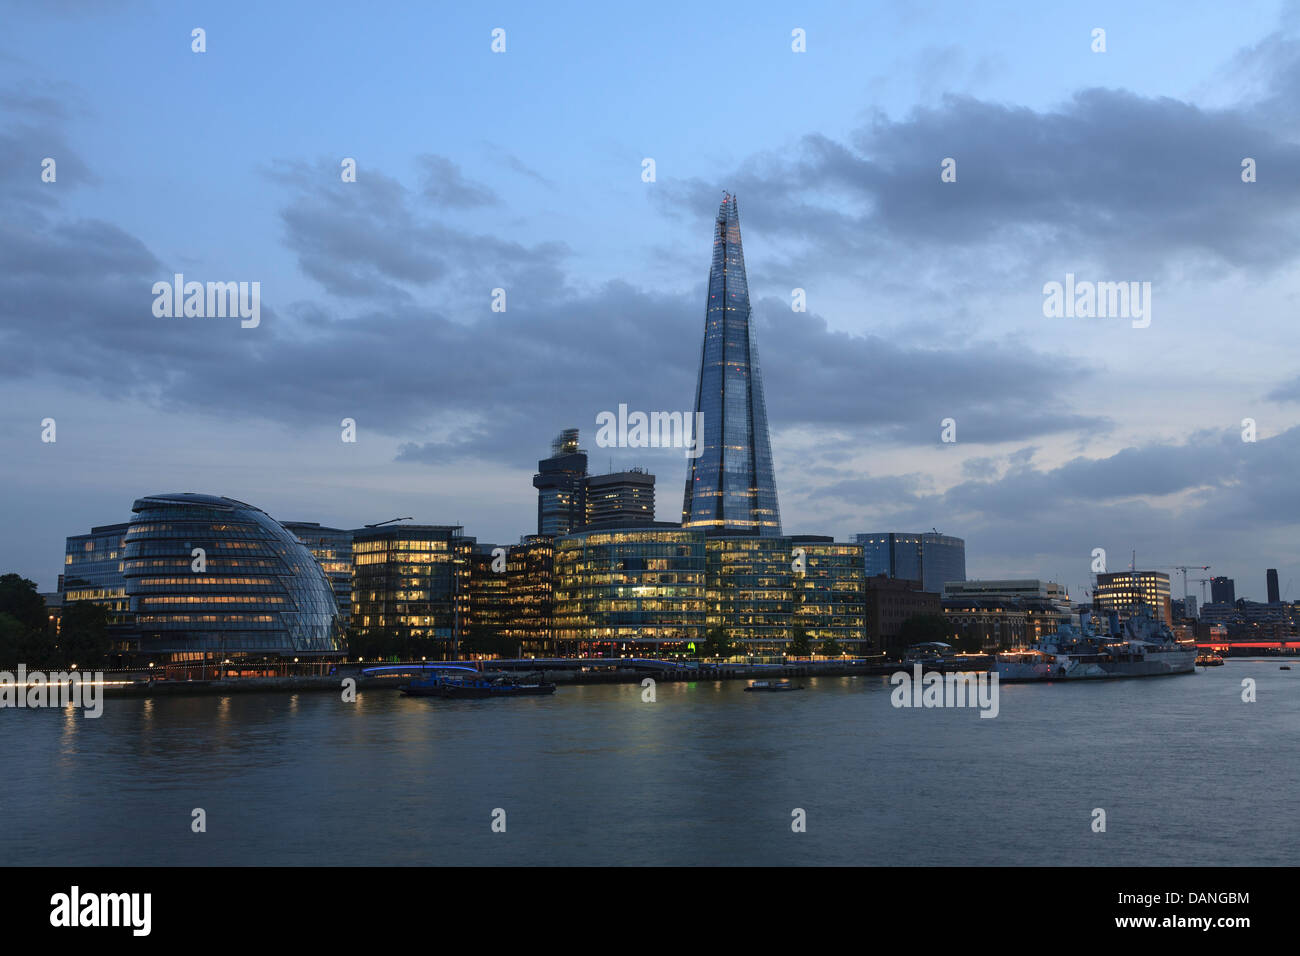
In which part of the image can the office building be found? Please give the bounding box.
[552,529,866,655]
[856,531,966,594]
[1092,570,1172,625]
[1267,569,1281,604]
[1210,576,1235,604]
[533,429,588,536]
[705,535,794,651]
[502,535,556,655]
[790,536,867,651]
[350,524,473,652]
[553,527,707,653]
[62,522,131,625]
[584,469,655,528]
[943,579,1068,603]
[282,522,354,627]
[121,493,344,661]
[942,597,1028,652]
[943,579,1071,640]
[866,575,943,655]
[681,192,782,537]
[464,549,511,655]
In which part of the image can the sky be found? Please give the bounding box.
[2,0,1299,603]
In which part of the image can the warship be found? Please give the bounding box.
[994,609,1196,682]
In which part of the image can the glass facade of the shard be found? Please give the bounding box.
[682,192,781,536]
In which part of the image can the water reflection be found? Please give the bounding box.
[1,668,1296,866]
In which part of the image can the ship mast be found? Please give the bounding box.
[1131,550,1138,622]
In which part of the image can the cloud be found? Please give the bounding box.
[0,95,1105,466]
[496,152,557,189]
[416,154,498,208]
[815,426,1300,587]
[0,106,97,212]
[754,297,1110,443]
[265,158,566,302]
[5,29,1300,594]
[1267,376,1300,403]
[651,86,1300,287]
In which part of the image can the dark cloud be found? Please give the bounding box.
[821,426,1300,554]
[652,86,1300,287]
[754,297,1110,443]
[0,106,1104,464]
[816,426,1300,591]
[0,114,97,211]
[5,35,1300,595]
[266,159,566,302]
[416,154,498,208]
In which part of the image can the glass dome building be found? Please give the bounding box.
[122,493,345,660]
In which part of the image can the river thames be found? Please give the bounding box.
[3,663,1295,866]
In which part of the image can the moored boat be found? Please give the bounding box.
[1196,652,1225,667]
[402,675,556,698]
[744,679,801,692]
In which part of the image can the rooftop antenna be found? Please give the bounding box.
[364,516,413,528]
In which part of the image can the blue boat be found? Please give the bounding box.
[402,675,556,699]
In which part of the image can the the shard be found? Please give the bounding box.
[681,192,782,536]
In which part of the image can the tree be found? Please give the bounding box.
[899,613,951,645]
[787,626,811,657]
[820,636,844,657]
[346,627,396,661]
[460,628,519,659]
[0,612,47,668]
[58,601,112,669]
[0,574,46,631]
[704,625,734,659]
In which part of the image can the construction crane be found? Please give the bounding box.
[1192,577,1212,604]
[364,516,414,528]
[1149,564,1211,605]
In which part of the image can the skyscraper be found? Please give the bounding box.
[1210,576,1235,604]
[1266,568,1280,604]
[583,468,655,528]
[533,428,588,536]
[682,192,781,536]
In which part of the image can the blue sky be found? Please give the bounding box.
[3,0,1300,604]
